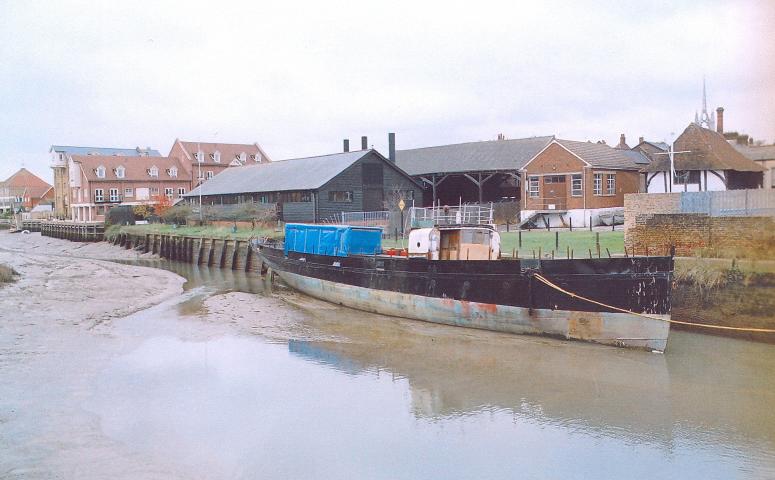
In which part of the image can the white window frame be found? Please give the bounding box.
[593,173,603,196]
[94,188,104,202]
[96,165,106,179]
[150,187,160,196]
[124,187,133,197]
[109,188,120,202]
[195,152,203,163]
[606,174,616,195]
[206,170,214,179]
[571,174,583,197]
[177,187,186,198]
[164,187,174,199]
[169,167,178,178]
[213,151,221,163]
[528,176,540,198]
[239,152,247,163]
[115,166,125,179]
[149,166,159,177]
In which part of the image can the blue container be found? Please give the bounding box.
[284,224,382,257]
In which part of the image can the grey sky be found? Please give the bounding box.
[1,0,773,183]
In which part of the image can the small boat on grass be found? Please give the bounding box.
[255,214,673,352]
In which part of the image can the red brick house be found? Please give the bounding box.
[67,155,190,222]
[0,168,54,213]
[168,139,272,187]
[520,139,646,227]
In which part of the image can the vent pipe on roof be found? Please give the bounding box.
[388,133,396,162]
[638,136,644,144]
[716,107,724,134]
[343,139,350,152]
[361,136,368,150]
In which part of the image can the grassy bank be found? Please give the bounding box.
[109,223,282,241]
[384,230,625,257]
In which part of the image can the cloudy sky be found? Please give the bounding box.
[1,0,773,183]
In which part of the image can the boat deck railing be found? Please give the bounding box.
[409,204,494,228]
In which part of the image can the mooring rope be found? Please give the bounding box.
[531,273,775,334]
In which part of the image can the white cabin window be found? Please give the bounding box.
[150,187,160,195]
[168,167,178,177]
[177,188,186,198]
[124,188,133,197]
[149,166,159,177]
[96,165,106,178]
[165,188,174,199]
[213,151,221,163]
[115,166,125,178]
[94,188,104,202]
[206,170,214,179]
[195,152,203,163]
[109,188,120,202]
[239,152,247,163]
[528,176,539,198]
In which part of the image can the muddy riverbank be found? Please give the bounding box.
[1,232,775,479]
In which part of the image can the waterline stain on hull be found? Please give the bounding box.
[276,270,670,352]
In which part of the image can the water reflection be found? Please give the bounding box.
[92,260,775,479]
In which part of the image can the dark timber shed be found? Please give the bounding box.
[184,149,423,223]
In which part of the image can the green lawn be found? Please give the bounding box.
[383,230,625,258]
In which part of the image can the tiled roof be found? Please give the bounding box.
[2,168,53,198]
[733,143,775,162]
[395,136,555,176]
[50,145,161,156]
[177,141,271,166]
[555,139,643,170]
[71,155,190,181]
[644,123,766,173]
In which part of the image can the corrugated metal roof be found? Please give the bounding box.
[556,139,643,170]
[50,145,162,157]
[394,136,555,176]
[185,150,372,197]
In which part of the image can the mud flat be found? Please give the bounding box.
[0,232,187,478]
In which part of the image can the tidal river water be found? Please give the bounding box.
[78,260,775,479]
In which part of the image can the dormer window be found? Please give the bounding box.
[195,152,203,163]
[148,165,159,177]
[253,153,262,163]
[115,166,125,179]
[213,151,221,163]
[96,165,106,178]
[239,152,247,163]
[168,167,178,177]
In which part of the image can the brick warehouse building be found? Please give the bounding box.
[67,154,191,222]
[520,139,647,228]
[168,139,272,185]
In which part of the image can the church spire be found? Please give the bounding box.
[698,77,716,130]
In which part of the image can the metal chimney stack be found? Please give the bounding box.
[388,133,396,162]
[343,139,350,152]
[361,136,368,150]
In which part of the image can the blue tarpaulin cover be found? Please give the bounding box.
[284,223,383,257]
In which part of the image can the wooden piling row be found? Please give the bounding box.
[24,221,104,242]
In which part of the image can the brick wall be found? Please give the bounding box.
[624,192,775,256]
[626,213,775,256]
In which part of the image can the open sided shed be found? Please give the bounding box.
[395,136,554,205]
